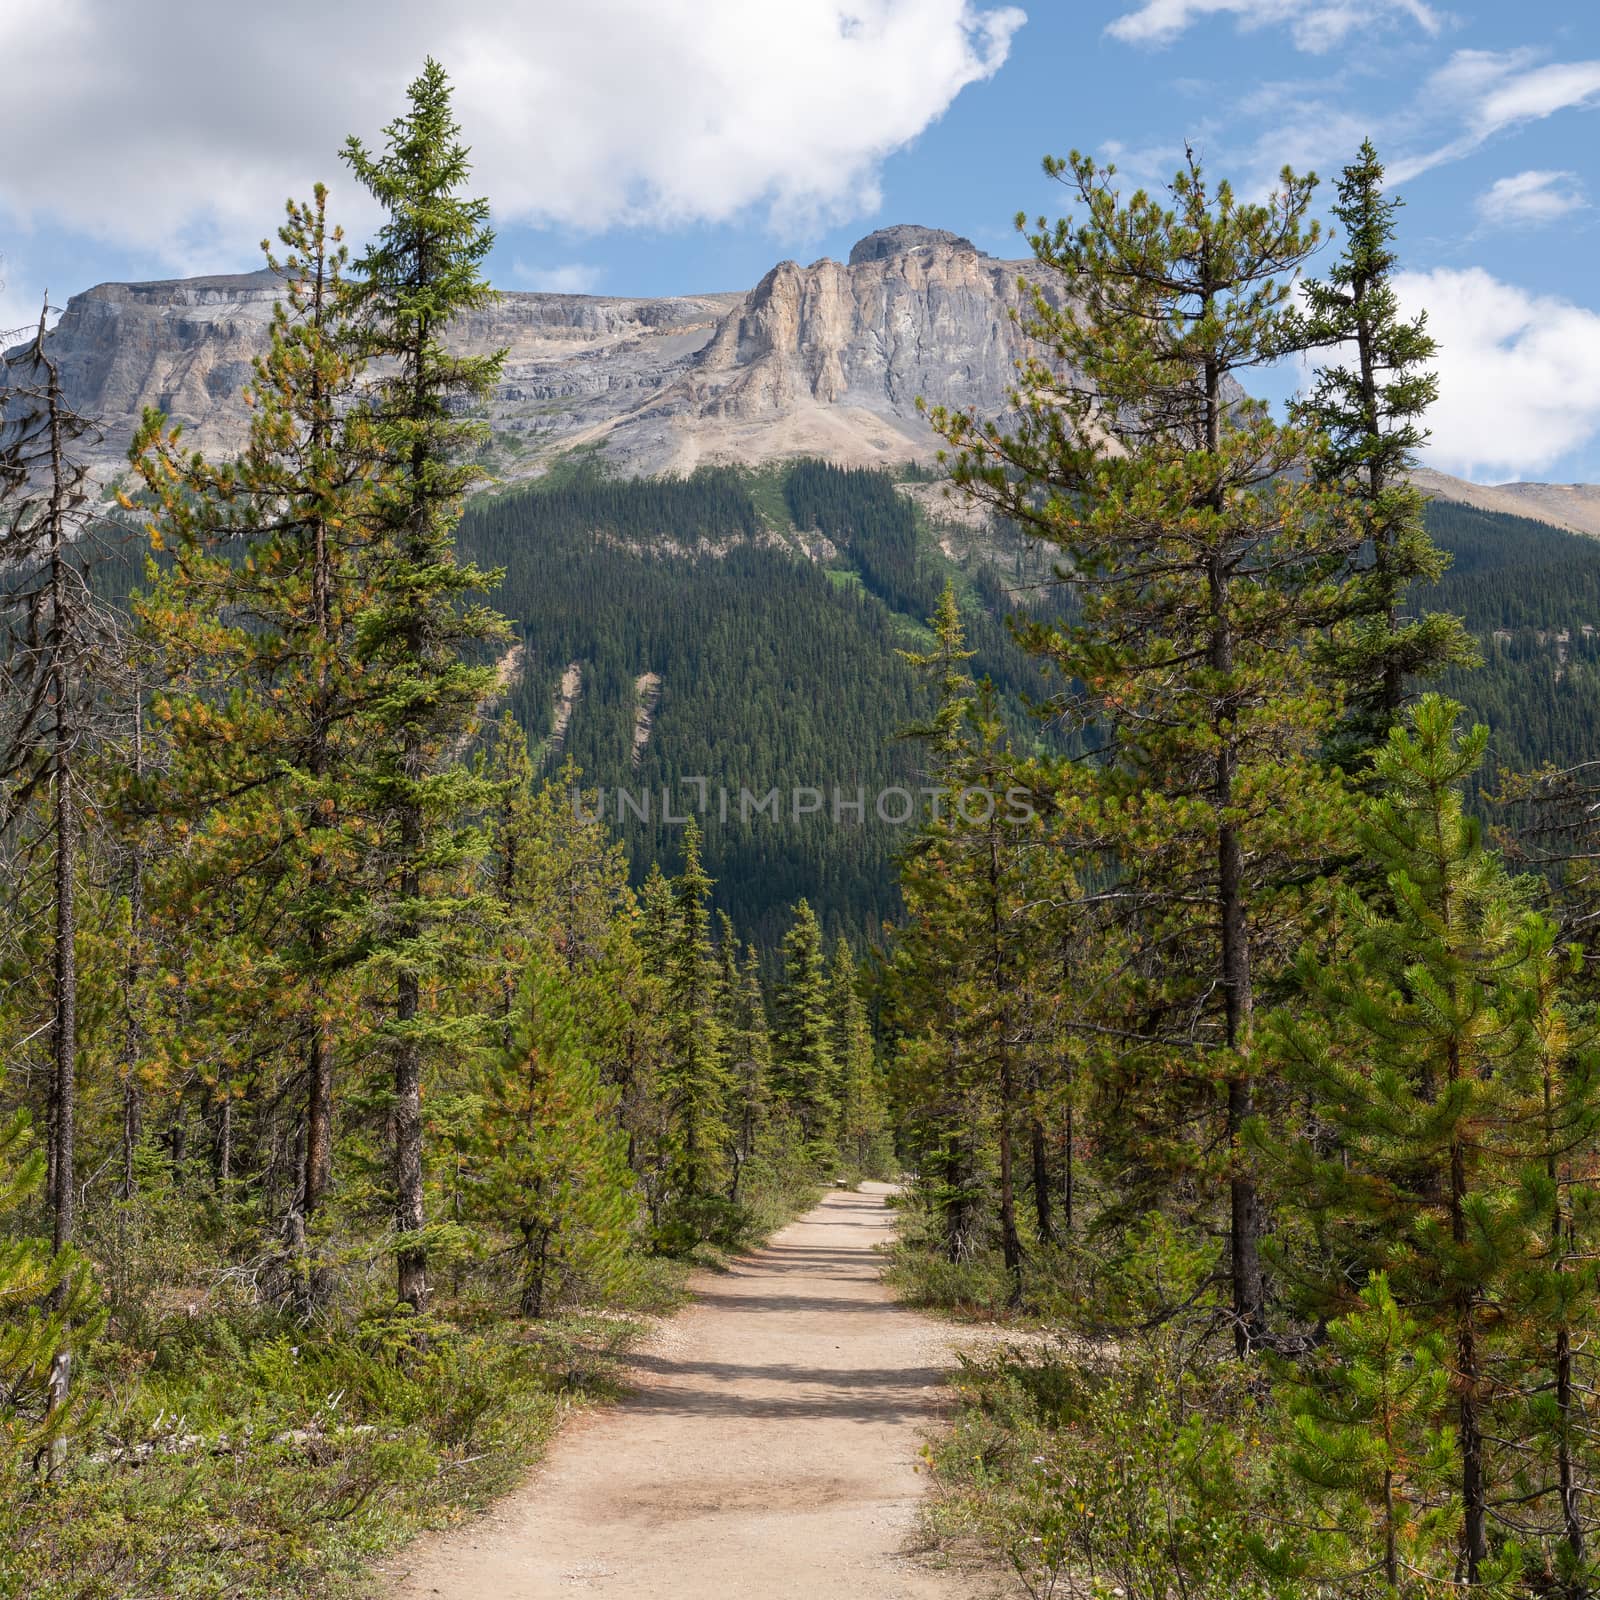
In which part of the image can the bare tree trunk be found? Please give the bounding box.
[46,347,77,1278]
[1205,337,1263,1358]
[120,705,144,1200]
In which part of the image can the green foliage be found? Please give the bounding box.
[1284,140,1475,764]
[932,1335,1279,1600]
[772,899,838,1157]
[1255,1275,1460,1598]
[471,959,636,1317]
[0,1107,101,1475]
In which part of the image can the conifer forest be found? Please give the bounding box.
[9,56,1600,1600]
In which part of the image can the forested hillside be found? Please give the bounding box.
[458,464,1600,943]
[458,460,1064,946]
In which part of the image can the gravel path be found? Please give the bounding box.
[381,1182,1002,1599]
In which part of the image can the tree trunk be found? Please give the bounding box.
[395,791,428,1313]
[1451,1132,1487,1581]
[47,363,77,1276]
[120,707,144,1201]
[50,747,76,1265]
[304,1010,333,1220]
[1062,1101,1074,1236]
[1030,1118,1054,1245]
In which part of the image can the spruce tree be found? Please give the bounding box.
[341,59,510,1313]
[773,899,838,1159]
[1284,141,1474,765]
[831,937,887,1179]
[718,930,772,1203]
[657,821,728,1228]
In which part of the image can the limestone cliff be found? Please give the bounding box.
[17,229,1052,478]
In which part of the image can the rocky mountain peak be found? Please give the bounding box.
[846,225,981,265]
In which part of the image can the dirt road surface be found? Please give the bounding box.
[382,1182,1001,1599]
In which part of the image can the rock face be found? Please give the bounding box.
[18,228,1052,479]
[846,224,982,265]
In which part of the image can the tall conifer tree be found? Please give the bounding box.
[341,60,510,1312]
[930,151,1359,1350]
[1284,141,1473,765]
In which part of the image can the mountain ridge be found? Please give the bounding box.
[11,228,1594,529]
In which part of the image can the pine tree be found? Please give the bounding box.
[773,899,838,1159]
[1268,696,1585,1582]
[341,59,510,1313]
[1284,140,1474,765]
[929,150,1359,1351]
[0,1102,101,1476]
[129,185,374,1281]
[1256,1274,1459,1598]
[472,959,635,1317]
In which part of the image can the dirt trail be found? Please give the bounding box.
[383,1183,1001,1599]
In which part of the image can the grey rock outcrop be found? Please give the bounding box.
[846,225,981,265]
[14,226,1054,479]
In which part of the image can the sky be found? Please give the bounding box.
[3,0,1599,483]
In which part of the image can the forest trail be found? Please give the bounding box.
[382,1183,1001,1599]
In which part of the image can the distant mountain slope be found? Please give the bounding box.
[1415,468,1600,540]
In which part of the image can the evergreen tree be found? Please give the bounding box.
[472,959,635,1317]
[341,59,510,1313]
[830,937,888,1178]
[656,821,728,1227]
[718,928,772,1203]
[0,308,111,1275]
[1284,140,1474,764]
[930,150,1359,1351]
[0,1102,101,1476]
[1256,1275,1459,1598]
[129,186,374,1281]
[773,899,838,1158]
[1268,696,1596,1583]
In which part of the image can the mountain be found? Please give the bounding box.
[23,225,1058,479]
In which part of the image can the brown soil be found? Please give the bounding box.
[380,1183,1003,1598]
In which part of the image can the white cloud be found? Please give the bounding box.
[511,262,605,294]
[1392,50,1600,181]
[1476,170,1586,228]
[0,0,1023,273]
[1397,267,1600,480]
[1105,0,1440,53]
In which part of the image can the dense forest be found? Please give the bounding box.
[7,63,1600,1600]
[458,458,1064,946]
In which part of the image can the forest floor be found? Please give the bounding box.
[376,1184,1006,1599]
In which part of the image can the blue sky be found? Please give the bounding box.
[4,0,1599,481]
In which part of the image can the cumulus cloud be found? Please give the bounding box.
[1476,170,1587,228]
[1105,0,1440,52]
[1397,267,1600,480]
[0,0,1023,271]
